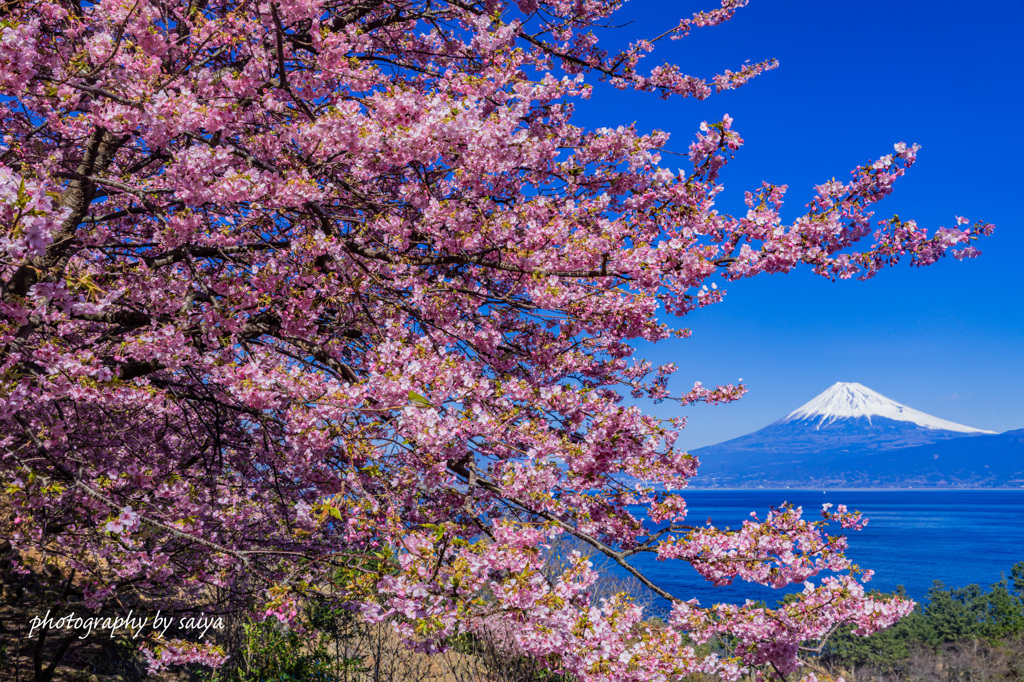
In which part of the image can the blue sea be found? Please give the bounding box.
[598,490,1024,614]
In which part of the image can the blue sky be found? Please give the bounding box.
[570,0,1024,448]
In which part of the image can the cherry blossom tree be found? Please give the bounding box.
[0,0,991,679]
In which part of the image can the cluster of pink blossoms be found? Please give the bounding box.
[0,0,990,678]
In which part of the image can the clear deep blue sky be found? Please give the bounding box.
[569,0,1024,448]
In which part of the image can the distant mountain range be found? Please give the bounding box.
[690,382,1024,488]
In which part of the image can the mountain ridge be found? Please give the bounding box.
[689,383,1021,488]
[780,381,995,433]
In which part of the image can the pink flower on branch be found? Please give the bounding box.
[0,0,986,679]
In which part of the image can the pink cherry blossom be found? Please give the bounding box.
[0,0,988,679]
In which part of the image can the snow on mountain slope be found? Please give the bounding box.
[688,382,1012,487]
[781,382,995,434]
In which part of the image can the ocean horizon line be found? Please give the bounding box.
[678,487,1024,492]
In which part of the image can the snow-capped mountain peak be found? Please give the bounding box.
[782,382,994,433]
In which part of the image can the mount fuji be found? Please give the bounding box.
[690,382,1023,488]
